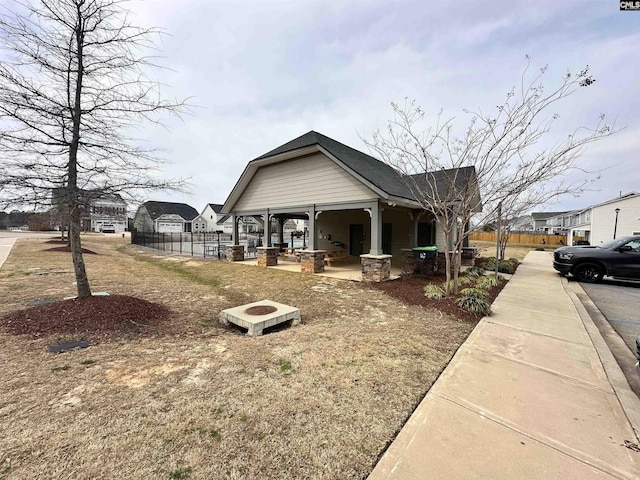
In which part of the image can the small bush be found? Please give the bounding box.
[464,266,487,277]
[459,287,488,299]
[481,257,517,274]
[424,284,446,300]
[456,295,491,317]
[476,275,500,290]
[457,276,475,286]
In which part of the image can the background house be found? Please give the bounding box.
[51,188,127,233]
[535,193,640,245]
[531,211,568,233]
[132,201,199,233]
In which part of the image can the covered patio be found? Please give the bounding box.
[221,131,477,282]
[236,254,403,282]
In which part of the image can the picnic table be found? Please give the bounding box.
[281,247,300,262]
[324,248,348,267]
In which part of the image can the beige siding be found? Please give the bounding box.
[233,153,376,211]
[316,210,371,254]
[315,208,414,266]
[382,208,413,263]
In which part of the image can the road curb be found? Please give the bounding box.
[564,278,640,443]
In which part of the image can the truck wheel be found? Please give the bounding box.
[573,263,604,283]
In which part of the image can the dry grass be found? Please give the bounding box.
[471,240,555,262]
[0,235,475,480]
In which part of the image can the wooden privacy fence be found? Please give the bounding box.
[468,232,584,246]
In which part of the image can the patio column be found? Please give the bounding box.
[369,201,383,255]
[278,217,285,244]
[264,209,272,247]
[307,205,316,250]
[410,210,424,248]
[231,213,239,245]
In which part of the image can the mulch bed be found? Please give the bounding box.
[372,274,506,322]
[43,246,98,254]
[0,295,173,338]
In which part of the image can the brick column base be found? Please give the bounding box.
[299,250,326,274]
[401,249,417,275]
[225,245,244,262]
[257,247,278,267]
[360,254,392,282]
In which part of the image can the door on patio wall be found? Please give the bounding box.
[418,222,435,246]
[382,223,392,254]
[349,224,364,256]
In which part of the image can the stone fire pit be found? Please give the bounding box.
[219,299,301,336]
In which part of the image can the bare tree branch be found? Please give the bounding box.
[0,0,190,298]
[364,58,617,294]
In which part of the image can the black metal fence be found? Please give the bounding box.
[131,231,244,259]
[131,231,308,259]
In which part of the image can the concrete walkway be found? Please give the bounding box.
[0,237,17,271]
[368,251,640,480]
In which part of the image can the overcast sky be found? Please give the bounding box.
[127,0,638,215]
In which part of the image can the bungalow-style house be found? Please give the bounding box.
[221,131,481,281]
[542,192,640,245]
[133,201,199,233]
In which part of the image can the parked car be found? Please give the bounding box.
[636,335,640,375]
[553,235,640,282]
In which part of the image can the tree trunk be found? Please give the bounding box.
[70,206,91,298]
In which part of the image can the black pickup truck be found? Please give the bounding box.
[553,235,640,282]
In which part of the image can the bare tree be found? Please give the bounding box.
[0,0,187,298]
[365,58,615,294]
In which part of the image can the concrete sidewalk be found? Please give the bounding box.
[368,251,640,480]
[0,237,17,271]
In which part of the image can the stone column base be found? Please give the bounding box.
[299,250,326,274]
[257,247,278,267]
[225,245,244,262]
[360,254,393,282]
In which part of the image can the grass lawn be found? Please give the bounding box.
[0,235,479,480]
[471,240,557,261]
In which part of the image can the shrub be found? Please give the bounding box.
[456,295,491,317]
[481,257,517,274]
[464,266,487,277]
[459,287,488,299]
[476,275,500,290]
[424,284,446,300]
[457,275,475,286]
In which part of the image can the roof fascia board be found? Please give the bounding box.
[233,200,381,217]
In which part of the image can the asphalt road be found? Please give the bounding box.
[580,278,640,355]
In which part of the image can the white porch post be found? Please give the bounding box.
[370,201,383,255]
[231,213,239,244]
[307,205,316,250]
[264,209,271,247]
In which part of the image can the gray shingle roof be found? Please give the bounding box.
[255,131,477,203]
[142,201,198,221]
[255,131,416,199]
[208,203,224,213]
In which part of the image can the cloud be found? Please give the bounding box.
[117,0,639,214]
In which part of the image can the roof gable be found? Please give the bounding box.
[207,203,224,213]
[142,201,198,221]
[255,131,413,200]
[223,131,481,212]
